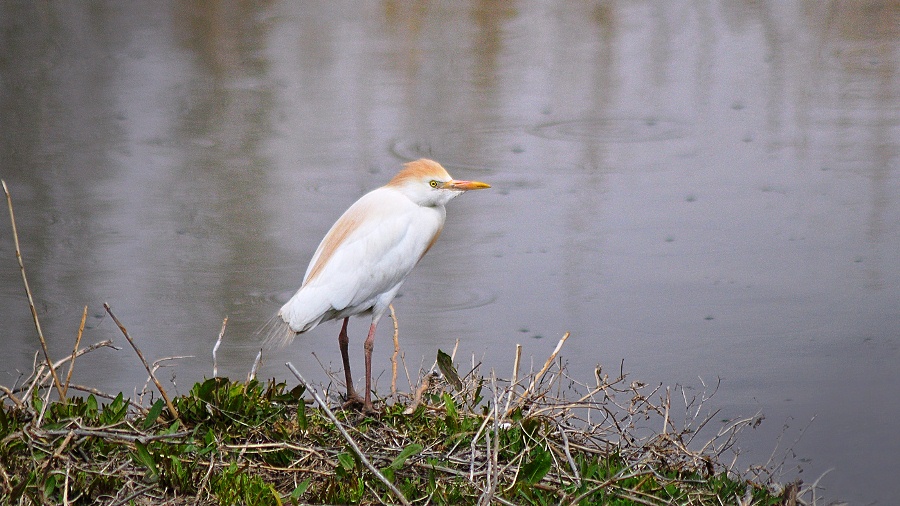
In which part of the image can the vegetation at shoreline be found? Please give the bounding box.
[0,332,810,505]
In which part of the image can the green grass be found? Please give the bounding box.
[0,353,805,506]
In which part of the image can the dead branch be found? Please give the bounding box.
[286,362,411,506]
[63,305,89,398]
[389,303,399,396]
[212,316,227,378]
[103,303,180,423]
[3,180,66,402]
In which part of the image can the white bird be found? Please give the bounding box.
[271,159,490,413]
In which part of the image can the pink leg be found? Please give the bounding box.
[362,322,378,413]
[338,318,364,407]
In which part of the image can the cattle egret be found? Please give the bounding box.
[271,159,490,413]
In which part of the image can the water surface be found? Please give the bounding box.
[1,2,898,503]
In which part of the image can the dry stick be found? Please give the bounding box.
[478,371,501,506]
[490,375,500,493]
[507,332,570,416]
[0,466,10,498]
[41,428,190,443]
[805,467,833,505]
[247,349,262,382]
[468,388,503,480]
[389,303,399,396]
[3,180,66,402]
[286,362,411,506]
[63,461,70,506]
[103,303,180,423]
[566,466,648,506]
[39,429,75,480]
[25,340,119,402]
[212,316,227,378]
[557,424,581,486]
[450,338,460,362]
[466,343,557,472]
[63,306,88,398]
[503,344,522,415]
[49,339,117,375]
[34,381,53,427]
[66,384,148,414]
[479,412,493,506]
[403,372,433,414]
[400,344,413,398]
[197,449,217,501]
[139,356,193,402]
[662,386,670,435]
[0,385,22,409]
[108,484,155,506]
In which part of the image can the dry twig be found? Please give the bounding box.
[248,349,262,383]
[389,303,400,396]
[63,305,89,398]
[286,362,412,506]
[212,316,228,378]
[103,303,180,423]
[3,180,66,402]
[508,331,570,415]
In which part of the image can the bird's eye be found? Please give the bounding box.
[429,180,439,188]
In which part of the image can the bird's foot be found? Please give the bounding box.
[340,393,379,417]
[341,392,366,411]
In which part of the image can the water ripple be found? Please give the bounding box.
[529,117,690,143]
[388,124,526,172]
[398,282,498,313]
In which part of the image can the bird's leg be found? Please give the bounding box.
[362,322,378,414]
[338,318,364,408]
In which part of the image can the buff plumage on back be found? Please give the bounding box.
[303,199,372,285]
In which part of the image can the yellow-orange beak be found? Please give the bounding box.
[444,180,491,191]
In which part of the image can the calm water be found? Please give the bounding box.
[2,2,898,503]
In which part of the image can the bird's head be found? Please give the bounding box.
[387,159,491,207]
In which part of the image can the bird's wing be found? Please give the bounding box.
[301,187,444,313]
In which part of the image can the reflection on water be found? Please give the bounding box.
[1,2,898,503]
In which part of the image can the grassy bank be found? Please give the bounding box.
[0,330,810,506]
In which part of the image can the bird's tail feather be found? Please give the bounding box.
[258,313,297,350]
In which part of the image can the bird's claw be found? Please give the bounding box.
[341,392,378,416]
[341,391,367,408]
[341,393,364,409]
